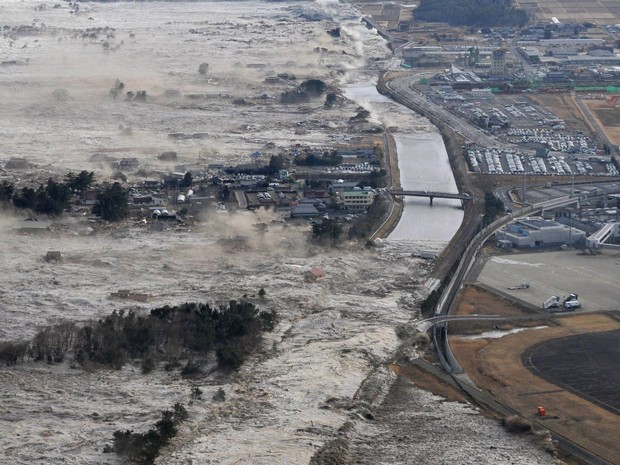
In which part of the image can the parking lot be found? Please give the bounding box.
[431,89,620,177]
[475,249,620,312]
[465,147,619,176]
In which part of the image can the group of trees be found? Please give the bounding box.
[295,150,342,167]
[311,218,343,245]
[106,403,188,464]
[0,300,278,373]
[348,196,389,240]
[414,0,528,27]
[0,171,95,216]
[483,191,505,226]
[0,171,131,222]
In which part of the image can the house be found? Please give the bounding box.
[291,204,320,218]
[118,158,139,171]
[132,195,164,206]
[304,267,326,282]
[5,158,31,170]
[78,190,101,206]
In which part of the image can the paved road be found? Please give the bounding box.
[386,77,534,154]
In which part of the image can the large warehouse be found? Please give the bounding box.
[496,216,586,248]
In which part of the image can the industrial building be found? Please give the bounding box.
[495,216,586,248]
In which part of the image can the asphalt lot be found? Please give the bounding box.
[475,249,620,312]
[522,329,620,415]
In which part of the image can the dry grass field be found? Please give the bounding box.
[514,0,620,24]
[451,286,620,464]
[583,99,620,146]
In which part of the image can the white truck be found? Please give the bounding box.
[563,293,581,310]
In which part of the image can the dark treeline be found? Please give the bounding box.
[105,403,189,465]
[0,300,277,373]
[483,191,505,226]
[414,0,528,27]
[295,150,343,167]
[0,171,94,216]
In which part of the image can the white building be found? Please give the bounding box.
[337,189,376,212]
[496,217,586,248]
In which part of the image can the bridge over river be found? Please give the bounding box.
[388,189,472,205]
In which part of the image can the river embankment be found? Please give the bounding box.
[376,72,486,281]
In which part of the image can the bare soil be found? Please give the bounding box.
[583,99,620,146]
[451,293,620,465]
[528,94,593,135]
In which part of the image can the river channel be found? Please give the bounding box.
[344,82,464,249]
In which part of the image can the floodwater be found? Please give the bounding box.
[344,83,463,247]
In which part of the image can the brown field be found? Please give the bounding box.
[451,290,620,465]
[528,94,593,135]
[583,99,620,146]
[514,0,620,24]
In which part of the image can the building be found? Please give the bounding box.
[290,204,320,218]
[337,189,376,212]
[490,49,506,75]
[495,217,586,248]
[118,158,139,171]
[520,46,540,63]
[5,158,31,170]
[304,267,326,282]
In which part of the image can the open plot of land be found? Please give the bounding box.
[514,0,620,24]
[450,312,620,464]
[528,94,592,135]
[523,329,620,415]
[583,99,620,147]
[475,249,620,312]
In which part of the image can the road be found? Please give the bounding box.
[427,196,615,465]
[386,76,534,154]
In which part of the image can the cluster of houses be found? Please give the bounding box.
[71,169,379,225]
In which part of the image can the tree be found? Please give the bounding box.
[66,171,94,194]
[268,155,286,174]
[93,182,129,222]
[311,218,342,245]
[12,187,38,211]
[198,62,209,75]
[0,181,14,204]
[324,92,337,108]
[182,172,193,188]
[482,191,505,226]
[300,79,326,97]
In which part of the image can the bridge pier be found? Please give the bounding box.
[429,196,434,206]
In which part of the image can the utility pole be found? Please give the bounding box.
[522,169,526,210]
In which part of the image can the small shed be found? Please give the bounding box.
[304,267,326,282]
